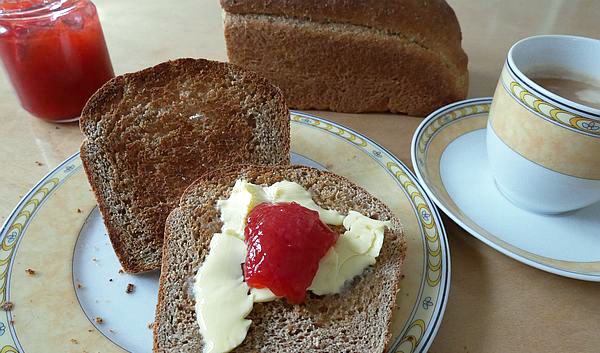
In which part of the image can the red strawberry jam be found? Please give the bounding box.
[244,202,339,304]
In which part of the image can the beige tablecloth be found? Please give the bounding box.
[0,1,598,352]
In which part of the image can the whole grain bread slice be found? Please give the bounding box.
[80,59,290,273]
[154,165,406,352]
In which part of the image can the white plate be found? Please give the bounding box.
[411,98,600,281]
[0,112,449,352]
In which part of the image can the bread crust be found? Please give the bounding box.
[80,58,290,273]
[220,0,466,66]
[80,141,142,271]
[154,165,407,352]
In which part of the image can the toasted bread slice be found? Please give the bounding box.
[154,165,406,352]
[80,59,290,273]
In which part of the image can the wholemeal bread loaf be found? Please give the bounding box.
[221,0,468,116]
[154,165,406,352]
[80,59,290,273]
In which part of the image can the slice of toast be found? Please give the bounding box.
[154,165,406,352]
[80,59,290,273]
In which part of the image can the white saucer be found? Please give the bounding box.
[412,98,600,281]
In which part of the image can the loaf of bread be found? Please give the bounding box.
[80,58,290,273]
[221,0,468,116]
[154,164,406,352]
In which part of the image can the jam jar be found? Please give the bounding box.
[0,0,114,122]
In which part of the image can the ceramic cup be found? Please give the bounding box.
[487,35,600,214]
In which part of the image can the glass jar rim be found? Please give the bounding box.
[0,0,81,20]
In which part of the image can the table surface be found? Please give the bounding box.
[1,1,599,352]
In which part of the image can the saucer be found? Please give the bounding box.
[411,98,600,281]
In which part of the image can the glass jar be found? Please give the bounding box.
[0,0,114,122]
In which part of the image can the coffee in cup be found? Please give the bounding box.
[529,67,600,110]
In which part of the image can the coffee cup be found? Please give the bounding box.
[487,35,600,214]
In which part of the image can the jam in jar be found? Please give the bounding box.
[0,0,114,122]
